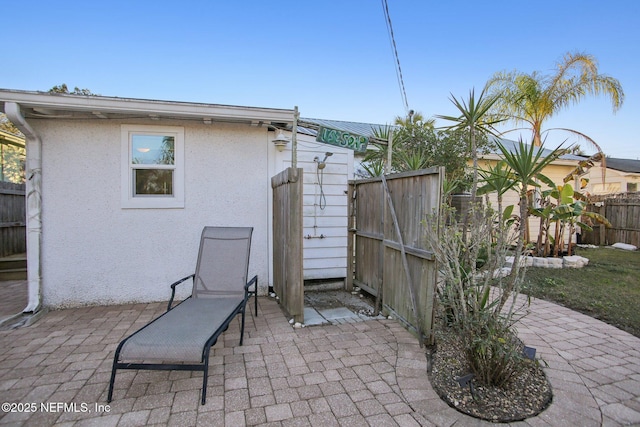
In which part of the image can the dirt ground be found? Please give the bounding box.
[304,289,379,316]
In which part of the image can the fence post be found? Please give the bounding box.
[271,167,304,323]
[346,182,355,292]
[598,205,606,245]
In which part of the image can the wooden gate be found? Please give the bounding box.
[348,168,442,345]
[0,181,26,257]
[271,168,304,322]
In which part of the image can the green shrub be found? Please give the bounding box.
[426,203,529,387]
[464,315,525,387]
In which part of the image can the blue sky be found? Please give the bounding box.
[3,1,639,159]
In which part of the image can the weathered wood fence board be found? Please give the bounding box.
[0,181,26,257]
[271,168,304,322]
[349,168,442,344]
[582,194,640,247]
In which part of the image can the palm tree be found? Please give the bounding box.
[436,88,503,201]
[486,52,624,151]
[394,110,434,127]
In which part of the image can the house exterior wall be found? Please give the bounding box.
[32,119,270,308]
[585,166,640,194]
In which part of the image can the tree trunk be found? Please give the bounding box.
[497,190,527,314]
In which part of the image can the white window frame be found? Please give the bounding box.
[121,125,185,208]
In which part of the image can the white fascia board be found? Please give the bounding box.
[0,89,295,124]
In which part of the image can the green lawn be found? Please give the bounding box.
[522,246,640,337]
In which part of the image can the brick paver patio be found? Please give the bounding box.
[0,285,639,426]
[0,280,28,324]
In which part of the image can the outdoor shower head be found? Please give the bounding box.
[315,152,334,169]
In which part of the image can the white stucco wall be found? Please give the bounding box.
[32,119,271,308]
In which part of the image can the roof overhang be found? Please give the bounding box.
[0,89,295,127]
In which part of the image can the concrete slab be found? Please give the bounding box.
[318,307,359,321]
[303,306,329,326]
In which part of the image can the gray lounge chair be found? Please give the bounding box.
[108,226,257,405]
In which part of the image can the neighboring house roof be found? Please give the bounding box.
[0,89,295,126]
[593,157,640,174]
[489,136,584,162]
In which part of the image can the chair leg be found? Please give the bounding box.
[107,364,117,402]
[201,357,209,405]
[254,290,258,317]
[240,307,246,346]
[108,341,126,403]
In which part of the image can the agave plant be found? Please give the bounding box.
[358,125,392,177]
[359,157,386,178]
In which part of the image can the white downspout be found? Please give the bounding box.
[5,102,42,313]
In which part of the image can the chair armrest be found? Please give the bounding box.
[245,275,258,292]
[167,274,195,311]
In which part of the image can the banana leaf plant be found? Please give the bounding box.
[530,174,567,257]
[534,175,611,256]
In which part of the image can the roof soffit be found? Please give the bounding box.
[0,89,295,126]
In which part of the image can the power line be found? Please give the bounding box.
[381,0,409,114]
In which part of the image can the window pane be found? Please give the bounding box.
[134,169,174,195]
[131,134,174,165]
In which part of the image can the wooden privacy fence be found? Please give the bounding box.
[271,168,304,323]
[348,168,442,345]
[582,193,640,247]
[0,181,26,257]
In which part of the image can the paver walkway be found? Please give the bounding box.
[0,288,638,426]
[0,280,28,324]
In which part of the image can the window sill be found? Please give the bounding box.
[121,197,185,209]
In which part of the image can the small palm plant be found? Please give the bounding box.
[436,88,503,201]
[425,199,527,387]
[477,160,516,224]
[494,139,565,311]
[358,125,391,177]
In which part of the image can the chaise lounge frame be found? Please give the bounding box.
[107,227,257,405]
